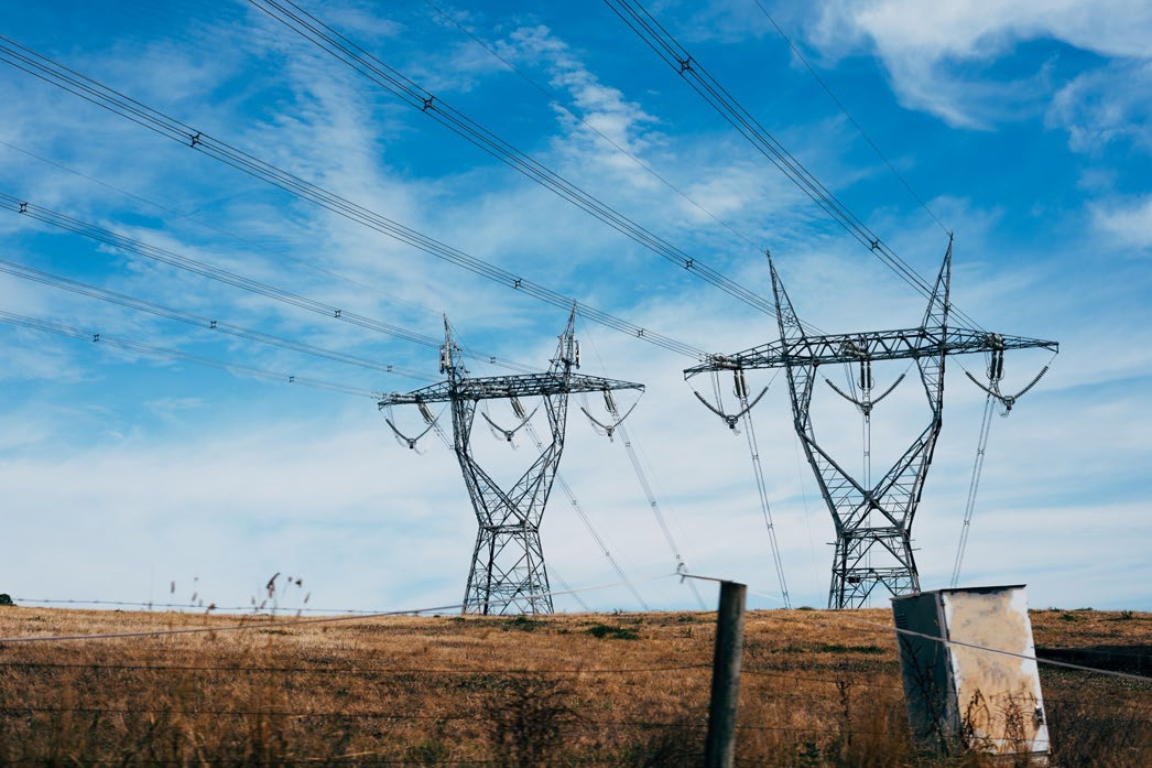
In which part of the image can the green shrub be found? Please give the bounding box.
[585,623,639,640]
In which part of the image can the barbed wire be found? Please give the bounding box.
[0,574,676,645]
[10,596,444,614]
[744,587,1152,686]
[0,660,711,677]
[0,704,1083,745]
[0,639,1143,712]
[3,579,1146,694]
[5,578,1147,690]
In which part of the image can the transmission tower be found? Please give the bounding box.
[686,241,1058,609]
[380,309,644,615]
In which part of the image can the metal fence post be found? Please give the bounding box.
[705,580,747,768]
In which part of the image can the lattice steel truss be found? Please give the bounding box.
[380,309,643,615]
[686,242,1058,609]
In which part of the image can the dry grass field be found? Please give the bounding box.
[0,603,1147,766]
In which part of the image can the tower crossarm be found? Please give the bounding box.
[380,373,643,407]
[685,328,1058,377]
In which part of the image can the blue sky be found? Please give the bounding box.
[1,0,1149,614]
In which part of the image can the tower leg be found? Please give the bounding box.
[829,527,921,609]
[463,526,552,615]
[452,392,567,616]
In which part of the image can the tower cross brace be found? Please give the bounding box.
[685,242,1058,609]
[381,309,643,615]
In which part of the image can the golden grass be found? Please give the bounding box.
[0,605,1146,766]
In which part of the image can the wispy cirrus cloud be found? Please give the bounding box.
[495,25,662,176]
[1091,194,1152,251]
[1047,58,1152,153]
[807,0,1152,132]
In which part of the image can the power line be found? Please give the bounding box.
[0,36,707,360]
[747,0,951,236]
[577,324,706,609]
[0,258,436,382]
[0,193,532,374]
[0,138,453,325]
[614,420,708,611]
[0,310,384,400]
[601,0,985,331]
[738,401,791,608]
[419,0,765,255]
[539,567,594,612]
[1,251,655,614]
[515,418,654,612]
[951,393,996,586]
[248,0,779,318]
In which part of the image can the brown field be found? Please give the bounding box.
[0,604,1147,766]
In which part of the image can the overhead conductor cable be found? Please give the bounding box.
[0,36,705,360]
[735,372,791,609]
[420,0,766,254]
[248,0,781,319]
[748,0,951,236]
[578,328,707,609]
[513,403,653,612]
[0,193,532,373]
[601,0,985,330]
[0,311,384,400]
[0,257,436,381]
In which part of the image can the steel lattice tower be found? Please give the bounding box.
[686,242,1058,609]
[380,309,643,615]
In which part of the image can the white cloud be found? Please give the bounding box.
[494,25,662,179]
[1048,59,1152,152]
[809,0,1152,129]
[145,396,206,418]
[1091,194,1152,251]
[820,0,1150,60]
[319,3,404,41]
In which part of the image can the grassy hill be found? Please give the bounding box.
[0,605,1146,766]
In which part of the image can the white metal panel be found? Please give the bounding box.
[940,587,1049,756]
[894,585,1049,762]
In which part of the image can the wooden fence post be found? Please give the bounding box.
[704,580,747,768]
